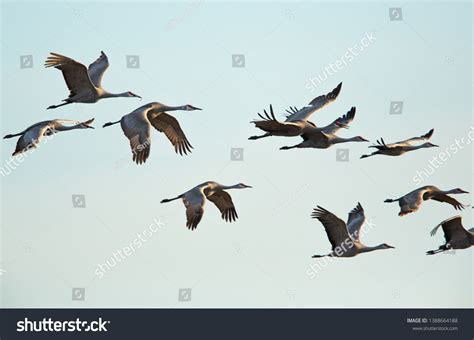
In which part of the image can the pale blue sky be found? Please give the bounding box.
[1,1,472,307]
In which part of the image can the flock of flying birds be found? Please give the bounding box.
[3,51,473,257]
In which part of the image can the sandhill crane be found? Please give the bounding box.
[44,52,141,109]
[102,102,200,164]
[248,82,342,140]
[361,129,437,159]
[279,107,369,150]
[426,216,473,255]
[384,186,469,216]
[3,119,95,156]
[160,181,252,230]
[311,203,394,258]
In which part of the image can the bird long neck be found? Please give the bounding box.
[406,144,427,151]
[103,91,130,98]
[359,244,386,253]
[220,184,241,190]
[333,136,360,144]
[54,125,80,132]
[160,104,188,111]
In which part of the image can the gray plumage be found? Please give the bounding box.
[160,182,252,230]
[102,102,201,165]
[3,119,95,156]
[311,203,395,258]
[361,129,437,159]
[384,186,469,216]
[44,51,141,109]
[426,216,474,255]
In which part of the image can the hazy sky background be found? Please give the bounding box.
[1,1,472,308]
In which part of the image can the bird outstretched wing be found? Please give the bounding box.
[12,123,51,156]
[285,82,342,122]
[206,191,238,223]
[321,107,356,134]
[147,112,193,155]
[312,206,352,250]
[182,190,206,230]
[430,216,467,243]
[120,114,151,165]
[251,105,302,135]
[88,51,109,88]
[431,195,466,211]
[346,202,365,241]
[371,129,434,150]
[392,129,434,146]
[45,53,96,98]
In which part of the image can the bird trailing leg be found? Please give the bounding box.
[3,132,24,139]
[160,195,183,204]
[47,101,72,110]
[312,253,333,258]
[426,245,449,255]
[102,120,121,128]
[360,151,379,159]
[280,144,300,150]
[248,133,271,140]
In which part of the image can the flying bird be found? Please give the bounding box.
[279,107,369,150]
[3,119,95,156]
[44,51,141,109]
[311,203,395,258]
[426,216,473,255]
[248,82,342,140]
[160,181,252,230]
[384,186,469,216]
[102,102,200,164]
[361,129,437,159]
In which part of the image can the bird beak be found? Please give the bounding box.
[460,189,469,194]
[245,185,253,188]
[361,137,370,142]
[432,144,439,147]
[135,94,142,99]
[193,107,202,111]
[388,245,395,249]
[83,119,95,128]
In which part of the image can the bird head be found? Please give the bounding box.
[381,243,395,249]
[453,188,469,194]
[80,118,95,129]
[423,142,439,148]
[127,91,142,99]
[356,136,370,142]
[237,183,252,189]
[184,104,202,111]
